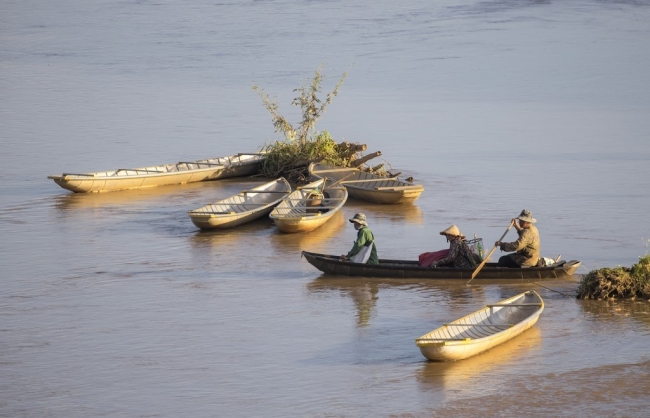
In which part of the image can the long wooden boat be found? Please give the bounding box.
[415,290,544,361]
[270,178,348,233]
[188,177,291,230]
[308,163,423,204]
[47,153,266,193]
[301,251,581,279]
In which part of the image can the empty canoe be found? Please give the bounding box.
[415,290,544,361]
[308,162,423,204]
[188,177,291,230]
[48,153,266,193]
[270,178,348,233]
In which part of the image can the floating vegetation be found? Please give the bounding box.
[253,67,386,183]
[257,131,360,182]
[576,255,650,300]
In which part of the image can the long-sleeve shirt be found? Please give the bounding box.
[347,226,379,265]
[432,238,477,268]
[500,225,540,266]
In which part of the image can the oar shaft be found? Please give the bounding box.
[468,221,514,283]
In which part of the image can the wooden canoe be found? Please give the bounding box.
[188,177,291,230]
[270,178,348,233]
[415,290,544,361]
[301,251,582,280]
[308,163,423,204]
[47,153,266,193]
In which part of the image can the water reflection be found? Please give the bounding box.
[187,217,275,249]
[306,278,380,327]
[269,210,346,256]
[343,200,424,224]
[416,326,542,392]
[579,299,650,328]
[52,178,250,211]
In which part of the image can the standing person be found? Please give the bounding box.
[495,210,540,267]
[429,225,477,268]
[340,213,378,265]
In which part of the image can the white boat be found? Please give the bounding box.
[188,178,291,230]
[309,163,423,204]
[47,153,266,193]
[269,178,348,233]
[415,290,544,361]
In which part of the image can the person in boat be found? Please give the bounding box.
[495,209,540,268]
[429,225,478,268]
[340,213,378,265]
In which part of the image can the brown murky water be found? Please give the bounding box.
[2,1,650,416]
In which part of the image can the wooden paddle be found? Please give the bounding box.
[467,220,514,284]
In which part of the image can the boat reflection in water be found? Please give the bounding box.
[269,210,346,256]
[307,278,380,327]
[416,325,542,393]
[306,279,488,328]
[53,178,253,211]
[579,299,650,328]
[342,199,424,225]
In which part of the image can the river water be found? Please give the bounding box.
[1,1,650,417]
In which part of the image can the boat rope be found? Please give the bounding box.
[532,282,575,298]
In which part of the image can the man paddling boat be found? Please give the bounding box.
[495,209,540,268]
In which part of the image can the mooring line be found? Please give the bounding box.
[532,282,575,298]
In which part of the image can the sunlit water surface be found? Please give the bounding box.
[1,0,649,417]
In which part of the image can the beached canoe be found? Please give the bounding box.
[270,178,348,233]
[415,290,544,361]
[308,163,423,204]
[301,251,581,279]
[188,177,291,230]
[47,153,266,193]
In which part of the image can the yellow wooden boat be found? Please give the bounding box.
[47,153,265,193]
[269,178,348,233]
[308,163,423,204]
[415,290,544,361]
[188,178,291,230]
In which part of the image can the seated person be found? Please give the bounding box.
[495,209,540,268]
[430,225,477,268]
[340,213,378,265]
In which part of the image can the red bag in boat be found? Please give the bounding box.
[418,249,449,267]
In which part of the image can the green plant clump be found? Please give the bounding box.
[576,255,650,300]
[253,67,362,182]
[258,131,357,181]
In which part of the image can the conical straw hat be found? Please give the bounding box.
[440,224,464,238]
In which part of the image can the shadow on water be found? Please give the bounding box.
[415,326,543,392]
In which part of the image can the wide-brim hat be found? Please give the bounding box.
[349,213,367,226]
[440,224,464,238]
[517,210,537,224]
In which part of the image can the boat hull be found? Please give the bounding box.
[416,291,544,361]
[345,186,422,204]
[301,251,581,279]
[309,163,423,204]
[48,154,264,193]
[270,179,348,233]
[273,213,334,233]
[190,206,276,229]
[188,178,291,229]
